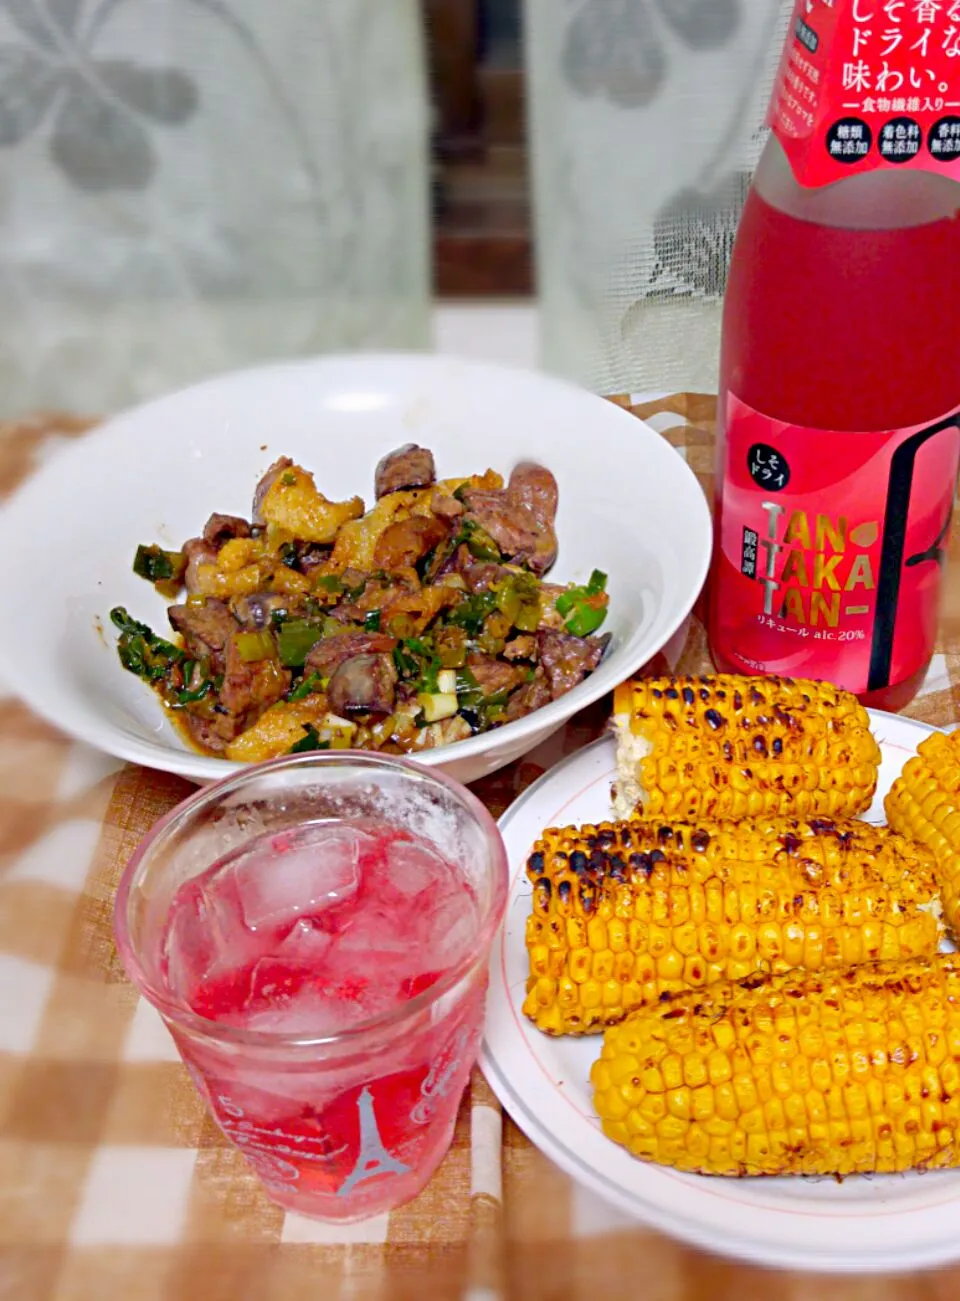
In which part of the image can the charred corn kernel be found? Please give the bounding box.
[592,955,960,1177]
[523,817,943,1036]
[612,674,880,821]
[886,728,960,931]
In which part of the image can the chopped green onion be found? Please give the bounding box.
[475,632,506,656]
[280,470,298,486]
[387,613,416,638]
[110,607,184,682]
[233,630,277,663]
[278,542,299,569]
[110,607,153,639]
[418,536,456,582]
[416,691,459,723]
[364,610,382,632]
[290,724,330,753]
[392,636,442,692]
[393,644,418,677]
[514,602,541,633]
[404,638,441,693]
[276,620,324,667]
[457,518,501,562]
[485,610,512,639]
[554,571,609,638]
[446,590,498,636]
[287,672,324,701]
[495,583,521,625]
[482,687,511,709]
[564,605,606,637]
[455,667,512,722]
[455,667,491,713]
[132,544,186,586]
[555,569,608,617]
[434,627,468,668]
[436,668,457,695]
[176,678,212,705]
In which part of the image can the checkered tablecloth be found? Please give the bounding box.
[3,396,960,1301]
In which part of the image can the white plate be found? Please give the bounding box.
[480,709,960,1274]
[0,354,711,785]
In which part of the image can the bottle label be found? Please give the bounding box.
[713,392,960,693]
[770,0,960,187]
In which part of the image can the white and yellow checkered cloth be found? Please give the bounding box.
[2,398,960,1301]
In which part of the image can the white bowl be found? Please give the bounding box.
[0,354,712,785]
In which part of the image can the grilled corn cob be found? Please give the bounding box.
[591,954,960,1177]
[612,674,880,821]
[523,818,943,1036]
[885,726,960,932]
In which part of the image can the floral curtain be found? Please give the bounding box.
[524,0,791,396]
[0,0,431,416]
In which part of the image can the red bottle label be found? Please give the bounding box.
[713,392,960,693]
[770,0,960,187]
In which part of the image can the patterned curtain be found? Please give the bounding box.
[524,0,791,395]
[0,0,431,415]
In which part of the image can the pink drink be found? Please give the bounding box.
[114,753,507,1222]
[163,822,482,1217]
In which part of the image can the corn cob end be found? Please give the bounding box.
[592,956,960,1177]
[613,673,880,821]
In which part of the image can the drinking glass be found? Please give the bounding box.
[114,751,508,1221]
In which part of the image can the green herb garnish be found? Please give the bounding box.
[554,570,608,638]
[110,607,184,681]
[290,724,330,753]
[176,677,213,706]
[456,517,502,562]
[233,630,277,663]
[392,636,442,691]
[446,590,498,636]
[132,544,186,586]
[455,668,512,723]
[287,672,324,701]
[276,619,324,667]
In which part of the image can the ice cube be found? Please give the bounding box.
[245,969,398,1035]
[243,991,346,1037]
[324,914,435,1022]
[164,868,256,999]
[244,955,313,1010]
[276,917,334,967]
[382,838,453,900]
[335,898,411,956]
[235,824,370,931]
[319,957,408,1025]
[418,889,480,971]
